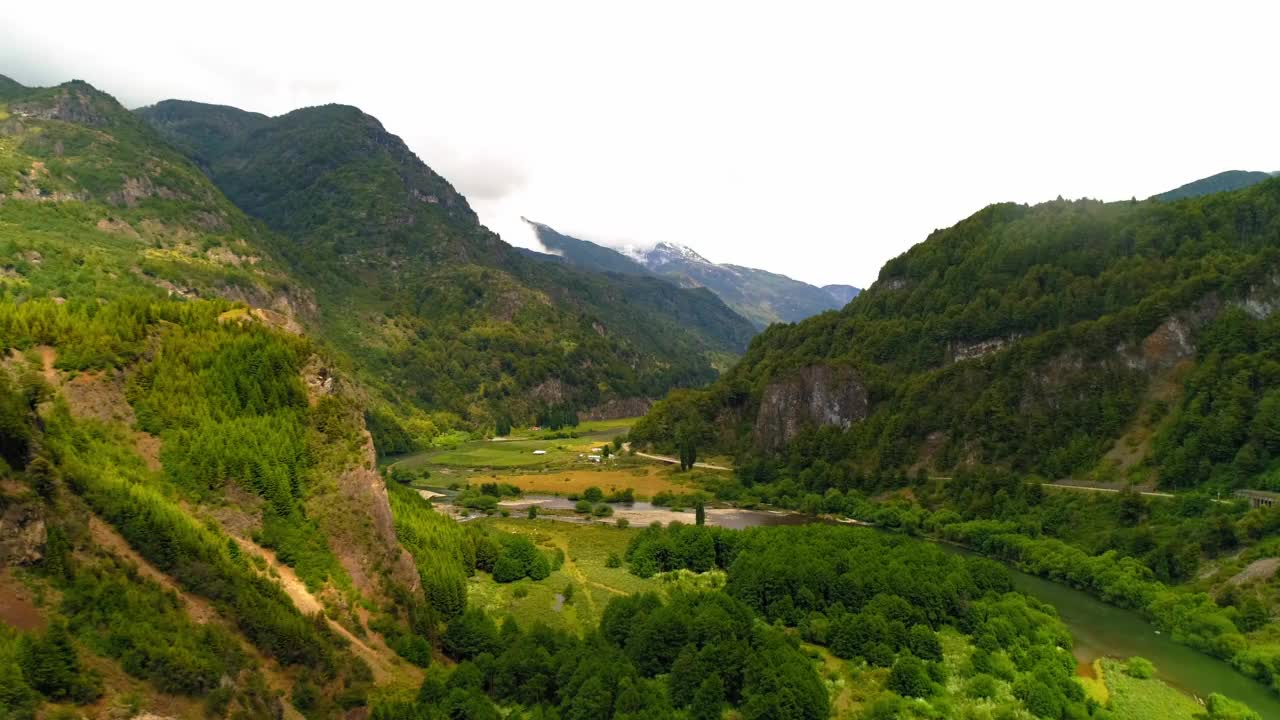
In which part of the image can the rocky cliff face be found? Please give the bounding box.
[582,397,652,421]
[323,431,421,597]
[753,365,868,448]
[0,502,47,565]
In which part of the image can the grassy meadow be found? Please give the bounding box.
[465,519,653,635]
[386,416,705,500]
[386,418,637,472]
[1100,658,1205,720]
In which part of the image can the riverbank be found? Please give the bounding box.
[431,492,1280,715]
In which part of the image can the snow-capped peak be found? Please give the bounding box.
[621,241,711,268]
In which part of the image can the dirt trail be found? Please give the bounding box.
[228,534,415,685]
[88,516,218,624]
[1045,482,1175,499]
[544,534,612,620]
[627,446,732,471]
[35,345,58,384]
[0,568,44,630]
[90,517,306,719]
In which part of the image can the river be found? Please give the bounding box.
[437,493,1280,714]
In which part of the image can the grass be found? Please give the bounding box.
[467,518,652,635]
[1078,659,1110,705]
[388,418,639,472]
[478,466,689,497]
[524,417,635,440]
[393,437,617,471]
[1101,658,1203,720]
[410,439,577,469]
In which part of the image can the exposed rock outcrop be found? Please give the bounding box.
[323,431,420,597]
[529,378,566,405]
[0,503,47,566]
[582,397,651,421]
[1137,316,1196,370]
[948,334,1022,363]
[754,365,868,449]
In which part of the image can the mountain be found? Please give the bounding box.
[522,218,652,276]
[525,221,857,328]
[1151,169,1275,202]
[821,284,861,306]
[4,73,1277,720]
[628,177,1280,699]
[634,242,853,328]
[634,178,1280,490]
[0,75,431,716]
[139,100,757,445]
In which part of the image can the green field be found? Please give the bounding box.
[386,418,637,472]
[1101,658,1204,720]
[467,519,650,634]
[466,518,725,636]
[525,417,635,440]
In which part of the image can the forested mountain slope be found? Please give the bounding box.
[634,179,1280,492]
[139,100,756,449]
[0,76,432,716]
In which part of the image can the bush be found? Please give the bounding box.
[1207,692,1262,720]
[442,610,499,660]
[966,673,998,699]
[1124,656,1156,679]
[606,552,622,568]
[886,654,932,698]
[492,555,525,583]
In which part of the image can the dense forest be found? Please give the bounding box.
[366,522,1122,720]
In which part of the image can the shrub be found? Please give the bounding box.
[886,654,931,698]
[1207,692,1262,720]
[1124,656,1155,679]
[492,555,525,583]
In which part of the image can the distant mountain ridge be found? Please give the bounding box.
[1152,169,1277,202]
[525,220,860,328]
[822,284,861,305]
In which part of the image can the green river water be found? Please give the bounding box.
[1004,567,1280,715]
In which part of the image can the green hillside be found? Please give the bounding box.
[139,100,757,450]
[635,182,1280,487]
[0,76,433,716]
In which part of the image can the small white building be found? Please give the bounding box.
[532,450,547,456]
[588,455,602,463]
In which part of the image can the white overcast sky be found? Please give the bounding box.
[3,1,1277,287]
